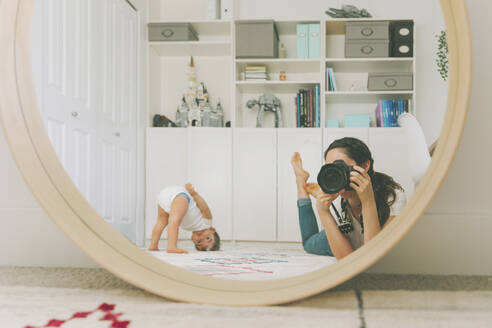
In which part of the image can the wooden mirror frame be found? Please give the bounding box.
[0,0,471,306]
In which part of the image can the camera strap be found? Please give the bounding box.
[331,199,364,234]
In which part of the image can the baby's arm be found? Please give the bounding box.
[185,183,212,220]
[149,205,169,251]
[166,195,189,254]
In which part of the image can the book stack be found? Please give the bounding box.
[326,67,337,91]
[375,99,411,127]
[295,85,320,127]
[244,66,268,81]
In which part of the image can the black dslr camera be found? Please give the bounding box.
[317,160,355,194]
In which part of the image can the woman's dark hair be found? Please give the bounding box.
[324,137,403,226]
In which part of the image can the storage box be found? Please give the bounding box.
[326,119,340,128]
[148,23,198,41]
[390,20,414,57]
[345,40,390,58]
[236,20,279,58]
[367,72,413,91]
[345,21,390,40]
[344,114,371,128]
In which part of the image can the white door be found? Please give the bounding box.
[97,0,139,241]
[233,129,277,241]
[40,0,98,205]
[277,129,323,242]
[37,0,140,242]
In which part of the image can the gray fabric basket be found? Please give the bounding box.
[148,23,198,41]
[235,20,279,58]
[367,72,414,91]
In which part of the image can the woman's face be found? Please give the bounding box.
[325,148,358,198]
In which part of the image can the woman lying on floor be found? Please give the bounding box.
[291,137,406,259]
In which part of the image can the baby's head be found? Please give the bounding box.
[191,227,220,251]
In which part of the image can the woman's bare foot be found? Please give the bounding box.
[304,182,323,198]
[291,152,310,184]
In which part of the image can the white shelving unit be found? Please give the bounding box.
[145,1,416,242]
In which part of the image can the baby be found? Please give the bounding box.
[148,183,220,253]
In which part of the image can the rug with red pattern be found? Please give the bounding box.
[24,303,130,328]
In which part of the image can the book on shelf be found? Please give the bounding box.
[295,86,320,128]
[375,99,411,127]
[244,65,268,81]
[326,67,337,91]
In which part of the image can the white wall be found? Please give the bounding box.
[1,0,491,274]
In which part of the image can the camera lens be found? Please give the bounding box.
[317,164,348,194]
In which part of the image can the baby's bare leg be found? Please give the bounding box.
[167,196,189,254]
[149,205,169,251]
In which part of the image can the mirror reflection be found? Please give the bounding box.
[32,0,448,280]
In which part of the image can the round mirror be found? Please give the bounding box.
[0,0,471,305]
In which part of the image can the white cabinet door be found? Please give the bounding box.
[277,129,323,242]
[323,128,369,160]
[233,129,277,241]
[145,128,188,239]
[188,128,233,240]
[369,128,415,199]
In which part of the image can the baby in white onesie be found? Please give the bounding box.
[148,183,220,254]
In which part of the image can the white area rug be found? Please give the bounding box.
[1,267,492,328]
[146,244,337,280]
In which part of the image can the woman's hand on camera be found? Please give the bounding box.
[316,191,343,213]
[350,166,375,204]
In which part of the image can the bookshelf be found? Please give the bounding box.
[146,1,416,242]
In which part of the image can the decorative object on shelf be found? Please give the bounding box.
[185,56,198,109]
[325,5,372,18]
[201,100,212,127]
[435,30,449,81]
[345,21,391,58]
[280,43,286,58]
[246,94,283,128]
[175,95,189,127]
[279,71,287,81]
[367,72,413,91]
[153,114,177,127]
[206,0,221,20]
[225,121,231,127]
[215,99,224,127]
[148,23,198,42]
[244,65,268,81]
[188,99,201,127]
[235,20,279,58]
[390,20,414,57]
